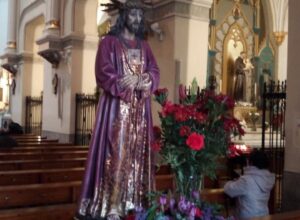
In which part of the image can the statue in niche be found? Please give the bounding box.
[233,51,254,104]
[244,56,254,103]
[233,51,247,102]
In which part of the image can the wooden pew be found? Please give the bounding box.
[250,210,300,220]
[0,151,88,160]
[0,146,89,153]
[0,203,77,220]
[0,168,84,186]
[0,181,81,209]
[16,140,60,145]
[16,142,73,147]
[9,135,47,140]
[0,158,86,171]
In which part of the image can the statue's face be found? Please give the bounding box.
[125,8,143,34]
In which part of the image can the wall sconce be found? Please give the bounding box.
[150,22,164,41]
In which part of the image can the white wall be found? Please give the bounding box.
[174,17,209,89]
[24,15,44,97]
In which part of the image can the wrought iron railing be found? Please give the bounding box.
[74,93,99,145]
[261,80,286,213]
[25,96,43,135]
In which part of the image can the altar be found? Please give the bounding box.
[233,105,257,123]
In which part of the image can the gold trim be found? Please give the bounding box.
[46,20,60,29]
[273,32,286,46]
[7,42,16,49]
[216,6,254,36]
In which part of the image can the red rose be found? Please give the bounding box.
[174,107,189,122]
[151,140,162,152]
[162,101,176,117]
[154,88,168,96]
[194,112,206,123]
[179,126,191,137]
[186,132,205,151]
[154,88,168,106]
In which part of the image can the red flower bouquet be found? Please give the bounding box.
[153,83,244,198]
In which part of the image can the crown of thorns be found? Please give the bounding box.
[101,0,152,12]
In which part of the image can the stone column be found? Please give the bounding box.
[208,0,217,90]
[44,0,60,35]
[5,0,17,53]
[147,0,212,125]
[39,0,98,142]
[269,0,288,81]
[150,0,212,89]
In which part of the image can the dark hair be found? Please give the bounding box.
[108,9,147,39]
[249,149,269,169]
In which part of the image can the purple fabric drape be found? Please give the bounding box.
[77,35,159,218]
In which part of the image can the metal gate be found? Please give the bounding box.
[74,93,99,145]
[261,80,286,213]
[25,96,43,135]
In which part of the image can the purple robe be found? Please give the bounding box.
[77,35,160,218]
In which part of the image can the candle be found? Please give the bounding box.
[254,83,257,97]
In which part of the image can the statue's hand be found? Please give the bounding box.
[136,73,152,91]
[119,74,138,89]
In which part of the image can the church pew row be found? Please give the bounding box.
[0,158,86,171]
[0,146,89,153]
[0,181,81,209]
[14,142,73,147]
[0,167,173,188]
[249,210,300,220]
[10,137,47,141]
[0,176,175,210]
[0,203,77,220]
[0,151,88,160]
[16,139,58,145]
[0,168,85,186]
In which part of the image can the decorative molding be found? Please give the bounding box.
[7,41,17,49]
[273,31,286,46]
[0,53,21,75]
[36,34,62,67]
[45,19,60,29]
[150,0,212,22]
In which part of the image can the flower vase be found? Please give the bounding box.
[174,171,203,200]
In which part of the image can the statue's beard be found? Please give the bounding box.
[125,22,140,35]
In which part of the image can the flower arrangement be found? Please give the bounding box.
[152,83,244,198]
[125,192,235,220]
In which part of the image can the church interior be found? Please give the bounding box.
[0,0,300,219]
